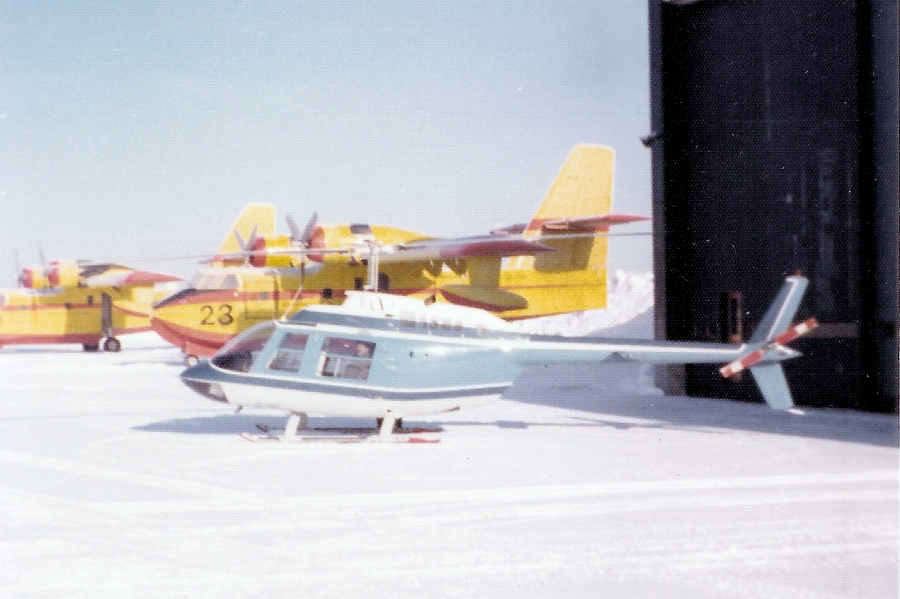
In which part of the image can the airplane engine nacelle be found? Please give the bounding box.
[48,263,81,287]
[250,236,293,268]
[20,268,50,289]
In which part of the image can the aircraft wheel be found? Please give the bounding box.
[83,342,100,352]
[184,354,200,367]
[103,337,122,352]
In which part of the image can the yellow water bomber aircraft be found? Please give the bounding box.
[151,145,648,362]
[0,260,182,352]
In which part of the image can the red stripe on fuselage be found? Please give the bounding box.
[150,317,235,357]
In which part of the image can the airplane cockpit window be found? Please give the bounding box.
[317,337,376,380]
[267,333,310,373]
[212,322,275,373]
[190,273,241,291]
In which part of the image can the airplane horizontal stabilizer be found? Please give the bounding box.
[539,214,650,231]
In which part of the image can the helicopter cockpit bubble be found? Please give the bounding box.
[211,321,276,373]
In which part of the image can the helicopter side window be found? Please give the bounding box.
[267,333,310,373]
[317,337,376,380]
[212,322,276,373]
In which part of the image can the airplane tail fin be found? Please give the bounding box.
[525,145,615,232]
[216,205,276,256]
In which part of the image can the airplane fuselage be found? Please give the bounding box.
[0,283,178,349]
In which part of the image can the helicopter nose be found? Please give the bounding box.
[181,362,228,403]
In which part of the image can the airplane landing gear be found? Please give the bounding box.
[93,293,121,352]
[83,338,121,352]
[184,354,200,367]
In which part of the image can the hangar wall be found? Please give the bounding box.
[648,0,898,411]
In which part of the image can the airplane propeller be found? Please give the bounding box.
[287,212,323,266]
[286,212,318,248]
[233,225,262,267]
[14,250,24,287]
[233,225,259,254]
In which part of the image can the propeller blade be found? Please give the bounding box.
[14,250,23,287]
[286,214,303,243]
[233,224,258,252]
[300,212,318,244]
[287,213,318,246]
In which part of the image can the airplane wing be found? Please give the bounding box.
[82,266,183,288]
[379,236,555,263]
[208,235,555,265]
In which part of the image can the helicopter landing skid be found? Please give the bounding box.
[239,429,441,444]
[241,423,443,444]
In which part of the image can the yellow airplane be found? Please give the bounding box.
[151,145,648,362]
[0,260,183,351]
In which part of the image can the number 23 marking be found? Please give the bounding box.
[200,304,234,326]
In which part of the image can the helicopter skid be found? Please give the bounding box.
[240,426,442,444]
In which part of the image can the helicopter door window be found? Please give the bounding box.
[267,333,310,373]
[318,337,376,380]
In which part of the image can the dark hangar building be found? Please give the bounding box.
[647,0,898,412]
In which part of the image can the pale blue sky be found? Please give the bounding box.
[1,1,652,279]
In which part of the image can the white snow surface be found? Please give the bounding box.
[1,275,898,598]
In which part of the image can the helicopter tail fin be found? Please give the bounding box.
[750,276,809,343]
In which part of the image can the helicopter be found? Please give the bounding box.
[181,276,817,442]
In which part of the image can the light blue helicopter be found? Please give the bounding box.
[181,277,816,441]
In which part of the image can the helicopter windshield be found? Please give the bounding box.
[211,322,276,373]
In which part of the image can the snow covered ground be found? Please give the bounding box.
[1,274,897,598]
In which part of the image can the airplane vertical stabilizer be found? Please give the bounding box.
[493,145,618,318]
[526,145,614,228]
[217,205,276,256]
